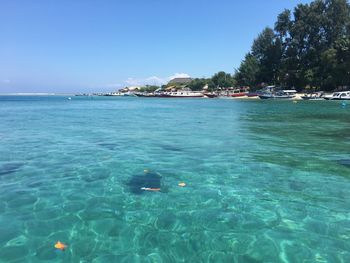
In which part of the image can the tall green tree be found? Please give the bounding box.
[236,0,350,91]
[211,71,236,88]
[187,78,207,91]
[235,53,259,87]
[334,37,350,86]
[251,27,283,85]
[275,9,292,40]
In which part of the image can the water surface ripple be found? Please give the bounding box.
[0,96,349,262]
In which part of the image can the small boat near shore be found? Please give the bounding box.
[215,88,249,98]
[160,90,204,98]
[301,92,324,100]
[134,93,157,97]
[230,92,247,98]
[135,89,204,98]
[246,92,260,97]
[323,91,350,100]
[259,90,297,99]
[203,93,218,98]
[259,94,292,99]
[104,92,124,96]
[230,88,248,98]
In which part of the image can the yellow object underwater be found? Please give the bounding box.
[178,182,186,187]
[54,241,67,250]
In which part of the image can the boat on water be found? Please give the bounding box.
[75,93,92,96]
[203,93,218,98]
[230,91,247,98]
[135,89,204,98]
[233,87,250,97]
[134,92,157,97]
[259,89,297,99]
[122,92,137,97]
[217,87,249,98]
[246,92,260,97]
[160,90,204,98]
[323,91,350,100]
[104,92,124,96]
[301,92,324,100]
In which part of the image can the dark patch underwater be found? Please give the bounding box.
[126,171,162,194]
[337,159,350,167]
[97,143,119,150]
[0,163,24,176]
[160,145,183,152]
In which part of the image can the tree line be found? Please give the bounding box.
[235,0,350,91]
[138,0,350,93]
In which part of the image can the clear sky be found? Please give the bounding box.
[0,0,312,93]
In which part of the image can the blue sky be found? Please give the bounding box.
[0,0,311,93]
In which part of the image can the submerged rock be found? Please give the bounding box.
[338,159,350,167]
[0,163,24,176]
[97,142,119,150]
[161,145,183,152]
[126,171,162,194]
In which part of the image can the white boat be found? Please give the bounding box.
[134,88,204,98]
[104,92,123,96]
[110,92,124,96]
[161,90,204,98]
[259,89,297,99]
[324,91,350,100]
[301,92,324,100]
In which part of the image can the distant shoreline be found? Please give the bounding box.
[0,93,75,96]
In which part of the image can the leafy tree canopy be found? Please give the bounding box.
[211,71,236,88]
[235,0,350,91]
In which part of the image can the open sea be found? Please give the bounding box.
[0,95,349,263]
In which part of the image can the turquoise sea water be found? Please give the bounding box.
[0,96,349,263]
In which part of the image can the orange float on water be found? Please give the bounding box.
[178,182,186,187]
[55,241,67,250]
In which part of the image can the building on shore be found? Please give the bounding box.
[167,77,192,86]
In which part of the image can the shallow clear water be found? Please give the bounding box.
[0,96,349,262]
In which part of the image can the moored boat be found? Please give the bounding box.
[135,88,204,98]
[230,88,249,98]
[204,93,218,98]
[230,92,247,98]
[323,91,350,100]
[246,92,260,97]
[160,90,204,98]
[134,93,157,97]
[259,89,297,99]
[301,92,324,100]
[104,92,124,96]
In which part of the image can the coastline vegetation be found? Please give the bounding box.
[137,0,350,93]
[236,0,350,91]
[138,72,237,93]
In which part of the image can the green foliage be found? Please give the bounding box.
[211,71,236,88]
[138,85,160,92]
[275,9,292,39]
[252,27,283,85]
[235,53,259,87]
[187,78,207,91]
[334,37,350,86]
[187,72,236,91]
[187,78,216,91]
[235,0,350,91]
